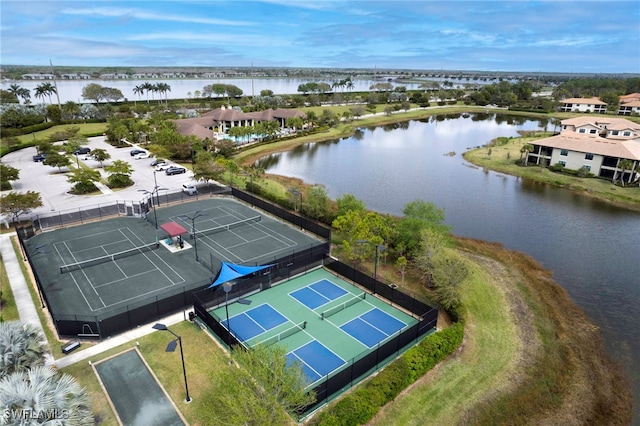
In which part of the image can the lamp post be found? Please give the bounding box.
[178,210,207,261]
[357,240,386,295]
[152,323,191,403]
[138,172,168,229]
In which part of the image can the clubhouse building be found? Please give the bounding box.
[174,105,306,142]
[525,117,640,184]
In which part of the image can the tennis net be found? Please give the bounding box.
[60,241,159,273]
[194,215,261,237]
[256,321,307,347]
[321,293,366,320]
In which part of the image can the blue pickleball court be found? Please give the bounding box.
[289,279,348,309]
[287,340,346,384]
[222,303,288,342]
[340,308,407,348]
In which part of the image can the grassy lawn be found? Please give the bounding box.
[371,255,520,425]
[61,320,285,426]
[463,133,640,210]
[0,254,19,321]
[15,123,107,145]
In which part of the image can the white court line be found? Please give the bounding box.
[219,205,299,247]
[93,268,161,289]
[121,229,186,284]
[358,309,408,337]
[57,241,107,309]
[288,351,323,380]
[53,242,95,310]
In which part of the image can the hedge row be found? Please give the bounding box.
[1,122,55,137]
[313,321,464,426]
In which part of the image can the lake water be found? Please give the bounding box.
[1,78,424,104]
[258,113,640,420]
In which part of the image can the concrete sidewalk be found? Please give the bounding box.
[1,232,187,370]
[52,311,186,369]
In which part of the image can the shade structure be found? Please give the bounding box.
[160,222,188,237]
[208,261,272,288]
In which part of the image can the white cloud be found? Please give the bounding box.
[61,7,255,27]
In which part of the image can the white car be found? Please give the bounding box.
[155,163,173,171]
[134,151,150,160]
[182,184,198,195]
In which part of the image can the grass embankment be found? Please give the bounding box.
[0,254,19,321]
[463,133,640,211]
[6,229,631,423]
[371,238,632,425]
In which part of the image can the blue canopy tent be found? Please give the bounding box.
[207,262,272,289]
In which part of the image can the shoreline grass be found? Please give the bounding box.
[463,133,640,211]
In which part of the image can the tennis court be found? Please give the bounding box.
[23,198,325,338]
[210,268,417,386]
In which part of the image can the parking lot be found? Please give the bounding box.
[2,136,204,216]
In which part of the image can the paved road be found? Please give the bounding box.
[2,136,198,217]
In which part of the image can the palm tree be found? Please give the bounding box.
[141,81,154,104]
[133,84,144,105]
[614,159,633,186]
[35,82,57,105]
[154,82,171,104]
[7,84,30,104]
[0,321,48,375]
[0,366,93,424]
[519,143,534,165]
[34,85,47,106]
[62,101,80,120]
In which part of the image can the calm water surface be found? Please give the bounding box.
[259,114,640,419]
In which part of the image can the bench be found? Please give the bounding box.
[61,340,81,354]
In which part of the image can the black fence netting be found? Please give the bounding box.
[193,250,439,418]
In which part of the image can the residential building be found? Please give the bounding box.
[619,93,640,104]
[21,73,54,80]
[559,97,607,114]
[618,100,640,116]
[526,117,640,184]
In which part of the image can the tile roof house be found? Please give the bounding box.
[619,93,640,104]
[173,106,306,143]
[560,97,607,114]
[526,117,640,184]
[618,100,640,116]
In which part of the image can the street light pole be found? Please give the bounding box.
[179,211,207,261]
[152,323,191,403]
[357,239,386,295]
[138,180,168,230]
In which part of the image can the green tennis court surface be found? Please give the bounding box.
[94,349,185,426]
[211,268,418,386]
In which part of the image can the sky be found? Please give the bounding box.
[1,0,639,73]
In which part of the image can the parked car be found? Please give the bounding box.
[130,148,145,156]
[32,153,48,162]
[182,184,198,195]
[155,163,172,172]
[150,159,167,167]
[134,151,150,159]
[165,166,186,176]
[73,147,91,155]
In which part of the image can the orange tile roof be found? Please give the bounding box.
[561,97,607,105]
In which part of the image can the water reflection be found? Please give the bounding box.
[260,113,640,416]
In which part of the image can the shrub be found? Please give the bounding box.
[314,322,464,425]
[549,162,565,172]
